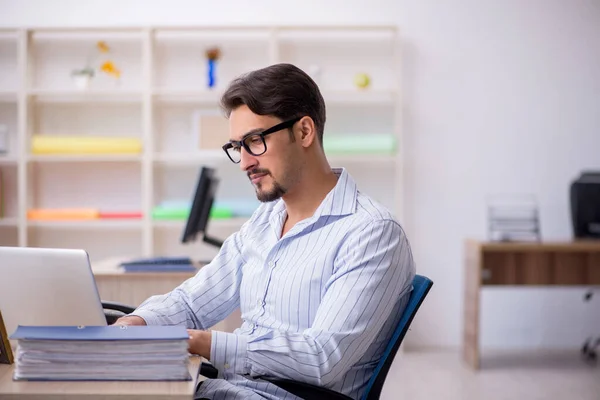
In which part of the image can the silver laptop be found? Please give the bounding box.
[0,246,107,344]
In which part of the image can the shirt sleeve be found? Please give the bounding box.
[130,223,247,330]
[208,219,416,387]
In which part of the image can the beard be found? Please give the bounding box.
[255,179,287,202]
[248,168,287,202]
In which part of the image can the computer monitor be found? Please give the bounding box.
[181,166,224,249]
[120,166,225,270]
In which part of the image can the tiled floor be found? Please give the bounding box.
[380,350,600,400]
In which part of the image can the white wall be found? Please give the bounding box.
[2,0,599,350]
[398,0,600,350]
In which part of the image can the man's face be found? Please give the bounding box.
[229,105,301,202]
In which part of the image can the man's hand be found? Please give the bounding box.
[187,329,211,359]
[112,315,147,326]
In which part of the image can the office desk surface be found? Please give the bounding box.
[0,356,204,400]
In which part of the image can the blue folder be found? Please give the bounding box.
[10,325,190,341]
[119,257,197,273]
[121,256,193,266]
[121,263,197,273]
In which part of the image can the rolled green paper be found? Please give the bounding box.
[210,207,233,219]
[152,205,233,220]
[152,206,190,220]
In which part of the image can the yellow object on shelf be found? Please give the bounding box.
[31,136,142,155]
[27,208,99,220]
[354,72,371,89]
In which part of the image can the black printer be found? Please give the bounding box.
[570,171,600,239]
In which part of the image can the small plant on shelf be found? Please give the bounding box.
[71,67,95,89]
[71,41,121,90]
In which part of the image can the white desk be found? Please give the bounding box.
[0,356,205,400]
[92,258,242,333]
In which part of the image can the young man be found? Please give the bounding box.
[115,63,416,400]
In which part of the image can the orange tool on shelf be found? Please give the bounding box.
[27,208,99,220]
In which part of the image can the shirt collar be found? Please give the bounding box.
[270,167,357,220]
[267,168,358,240]
[315,167,357,217]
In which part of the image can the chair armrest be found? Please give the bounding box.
[200,362,219,379]
[259,377,352,400]
[101,301,136,314]
[101,301,136,325]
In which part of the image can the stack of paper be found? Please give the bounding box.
[10,325,192,381]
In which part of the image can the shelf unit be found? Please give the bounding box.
[0,26,403,263]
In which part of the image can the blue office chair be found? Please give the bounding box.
[258,274,434,400]
[102,274,433,400]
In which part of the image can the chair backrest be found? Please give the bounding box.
[362,274,433,400]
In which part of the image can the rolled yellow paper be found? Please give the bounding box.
[31,136,142,154]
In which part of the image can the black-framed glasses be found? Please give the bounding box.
[222,117,302,164]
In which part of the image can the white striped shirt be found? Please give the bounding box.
[133,168,416,400]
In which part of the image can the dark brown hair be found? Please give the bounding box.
[220,63,326,146]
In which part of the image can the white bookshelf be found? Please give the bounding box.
[0,26,403,263]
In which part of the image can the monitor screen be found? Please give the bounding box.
[181,166,223,248]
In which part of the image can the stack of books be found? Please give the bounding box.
[10,325,192,381]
